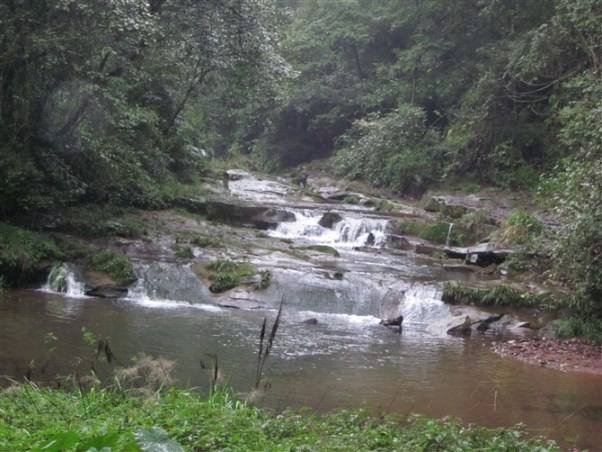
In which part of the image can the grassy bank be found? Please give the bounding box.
[0,382,557,451]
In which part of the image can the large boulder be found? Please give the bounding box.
[318,212,343,228]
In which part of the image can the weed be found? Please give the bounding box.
[255,298,283,389]
[191,235,222,248]
[174,246,194,259]
[257,270,272,289]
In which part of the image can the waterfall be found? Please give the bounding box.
[401,286,450,324]
[445,223,454,247]
[42,263,86,298]
[382,285,450,324]
[269,209,388,247]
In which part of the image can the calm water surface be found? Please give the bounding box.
[1,289,600,450]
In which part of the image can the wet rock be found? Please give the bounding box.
[318,212,343,228]
[85,285,129,298]
[445,243,512,266]
[379,289,405,320]
[225,169,249,181]
[379,315,403,326]
[385,234,412,250]
[302,318,318,325]
[415,243,443,256]
[217,298,264,310]
[205,200,295,230]
[447,316,474,335]
[83,270,131,298]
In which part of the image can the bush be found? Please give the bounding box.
[494,209,544,246]
[442,282,554,308]
[420,222,452,244]
[196,259,257,293]
[553,315,602,345]
[86,250,136,286]
[0,223,63,285]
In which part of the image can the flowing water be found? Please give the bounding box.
[1,199,601,449]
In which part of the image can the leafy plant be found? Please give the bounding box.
[85,249,136,286]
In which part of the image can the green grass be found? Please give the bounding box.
[86,249,136,286]
[0,382,558,451]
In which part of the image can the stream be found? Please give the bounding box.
[1,172,600,449]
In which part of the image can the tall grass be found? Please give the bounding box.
[255,297,284,389]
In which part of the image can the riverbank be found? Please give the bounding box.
[493,337,602,375]
[0,382,558,451]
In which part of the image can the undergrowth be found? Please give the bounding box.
[553,315,602,345]
[0,381,559,451]
[0,223,63,285]
[442,282,559,309]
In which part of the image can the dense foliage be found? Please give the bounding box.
[1,1,600,330]
[0,0,287,215]
[0,382,558,451]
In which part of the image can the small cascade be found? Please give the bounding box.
[445,223,454,247]
[42,263,86,298]
[269,209,388,247]
[400,285,450,324]
[127,262,213,306]
[382,285,450,325]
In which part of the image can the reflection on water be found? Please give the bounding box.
[1,290,601,450]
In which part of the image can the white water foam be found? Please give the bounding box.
[399,286,450,324]
[269,209,388,247]
[126,282,222,312]
[297,310,381,327]
[40,264,87,298]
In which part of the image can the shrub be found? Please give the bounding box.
[0,223,63,285]
[196,259,257,293]
[420,222,452,244]
[553,315,602,345]
[86,250,136,286]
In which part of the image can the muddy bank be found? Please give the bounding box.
[492,337,602,375]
